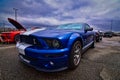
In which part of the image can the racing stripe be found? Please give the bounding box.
[23,28,46,35]
[16,42,31,55]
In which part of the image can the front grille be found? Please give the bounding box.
[43,54,64,58]
[20,54,37,61]
[20,35,41,46]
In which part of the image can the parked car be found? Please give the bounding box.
[0,18,26,43]
[94,30,103,42]
[112,32,120,36]
[103,31,113,38]
[16,23,95,72]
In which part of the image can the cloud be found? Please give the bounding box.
[19,16,89,25]
[42,0,120,23]
[0,0,120,28]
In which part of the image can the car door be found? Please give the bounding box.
[83,24,93,46]
[85,24,94,44]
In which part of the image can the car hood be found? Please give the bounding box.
[8,18,26,31]
[30,29,80,38]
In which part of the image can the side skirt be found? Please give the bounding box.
[82,41,94,53]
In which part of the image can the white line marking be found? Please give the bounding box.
[0,45,15,50]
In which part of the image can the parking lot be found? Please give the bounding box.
[0,37,120,80]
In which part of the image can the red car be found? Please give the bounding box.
[0,18,26,43]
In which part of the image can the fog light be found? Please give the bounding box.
[44,61,55,68]
[50,61,54,66]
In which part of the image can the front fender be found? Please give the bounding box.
[67,33,84,50]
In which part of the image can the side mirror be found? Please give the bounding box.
[85,27,93,33]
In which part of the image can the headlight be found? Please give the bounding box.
[52,39,60,48]
[44,39,61,49]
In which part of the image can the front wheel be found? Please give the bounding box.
[14,34,20,42]
[69,41,82,69]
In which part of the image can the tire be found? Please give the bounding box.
[69,41,82,69]
[100,37,102,41]
[14,34,20,42]
[96,37,100,42]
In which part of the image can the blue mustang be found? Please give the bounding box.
[15,23,95,72]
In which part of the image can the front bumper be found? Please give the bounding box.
[18,46,69,72]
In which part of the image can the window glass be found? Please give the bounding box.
[57,23,83,30]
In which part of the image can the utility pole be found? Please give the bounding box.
[13,8,18,21]
[111,20,113,32]
[3,22,5,32]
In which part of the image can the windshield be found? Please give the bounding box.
[57,23,83,30]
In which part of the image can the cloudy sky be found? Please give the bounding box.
[0,0,120,31]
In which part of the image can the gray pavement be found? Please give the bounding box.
[0,37,120,80]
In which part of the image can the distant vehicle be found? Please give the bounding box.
[0,18,26,43]
[103,31,113,38]
[94,30,102,42]
[112,32,120,36]
[16,23,95,72]
[0,18,45,43]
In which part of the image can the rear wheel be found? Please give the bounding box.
[69,41,82,69]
